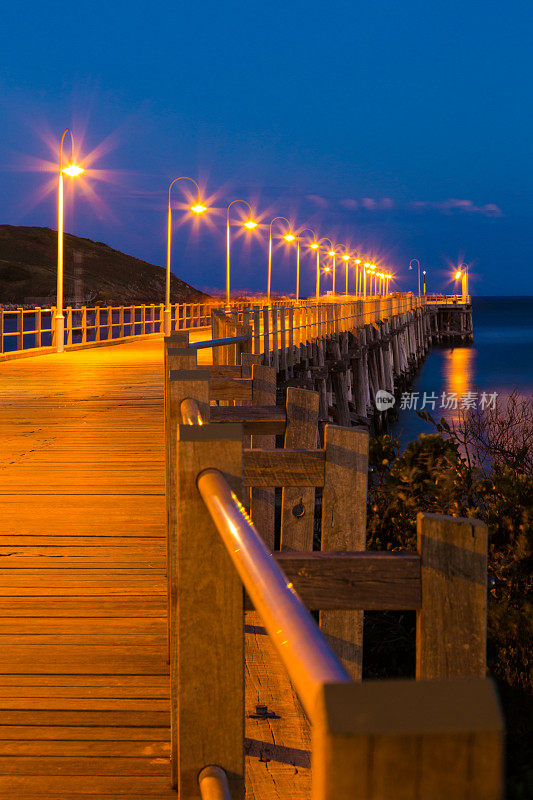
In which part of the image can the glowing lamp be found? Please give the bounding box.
[455,270,462,280]
[328,250,336,257]
[370,264,376,269]
[244,220,258,229]
[342,254,350,261]
[364,262,371,267]
[310,242,319,250]
[190,204,207,214]
[354,258,361,264]
[324,266,331,272]
[62,164,84,177]
[283,233,296,242]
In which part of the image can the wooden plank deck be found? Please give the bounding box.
[0,337,309,798]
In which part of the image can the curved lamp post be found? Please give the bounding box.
[313,238,333,301]
[422,269,427,295]
[341,252,351,296]
[455,263,469,301]
[409,258,421,296]
[327,248,337,296]
[226,200,257,308]
[267,216,292,303]
[56,129,84,352]
[353,258,362,297]
[294,227,316,302]
[165,177,206,335]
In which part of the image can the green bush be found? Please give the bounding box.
[365,413,532,798]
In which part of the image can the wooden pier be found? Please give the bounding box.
[0,295,499,800]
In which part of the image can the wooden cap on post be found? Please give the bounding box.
[311,678,503,800]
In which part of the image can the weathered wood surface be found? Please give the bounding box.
[0,336,311,798]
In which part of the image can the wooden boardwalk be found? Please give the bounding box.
[0,336,309,798]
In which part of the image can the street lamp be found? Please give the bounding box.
[56,129,84,352]
[353,258,362,296]
[409,258,421,296]
[422,269,427,295]
[385,273,392,294]
[313,238,333,301]
[226,200,257,308]
[327,248,337,295]
[165,177,207,335]
[267,216,291,303]
[291,227,315,302]
[454,263,469,301]
[341,252,351,296]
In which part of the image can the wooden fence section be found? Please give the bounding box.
[165,335,503,800]
[0,301,216,357]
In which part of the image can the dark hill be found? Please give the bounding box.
[0,225,209,306]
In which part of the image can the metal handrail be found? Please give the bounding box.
[198,765,231,800]
[180,398,204,426]
[189,334,251,350]
[197,467,351,720]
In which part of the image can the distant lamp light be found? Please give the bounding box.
[455,270,462,280]
[364,262,371,267]
[324,266,331,273]
[244,219,258,229]
[310,242,319,250]
[328,250,336,257]
[62,164,84,177]
[370,263,376,269]
[342,254,350,261]
[190,204,207,214]
[354,258,361,264]
[283,233,296,242]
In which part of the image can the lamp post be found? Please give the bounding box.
[56,129,84,352]
[328,248,337,295]
[354,258,362,296]
[341,252,351,295]
[455,263,469,301]
[313,238,333,301]
[294,228,316,302]
[422,270,427,295]
[165,177,206,335]
[385,273,392,294]
[267,217,291,303]
[409,258,421,296]
[226,200,257,308]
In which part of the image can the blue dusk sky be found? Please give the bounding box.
[0,0,531,297]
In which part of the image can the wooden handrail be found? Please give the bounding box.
[196,467,351,721]
[180,397,204,425]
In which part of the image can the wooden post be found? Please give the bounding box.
[416,512,488,679]
[173,423,244,798]
[16,308,23,351]
[107,306,113,340]
[66,306,73,345]
[312,678,503,800]
[320,425,368,680]
[250,364,277,550]
[280,388,319,552]
[95,307,101,342]
[81,306,87,344]
[35,307,42,348]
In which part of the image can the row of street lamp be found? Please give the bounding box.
[164,177,395,335]
[54,128,467,348]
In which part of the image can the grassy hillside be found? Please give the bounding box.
[0,225,209,306]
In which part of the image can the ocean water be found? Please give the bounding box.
[393,297,533,446]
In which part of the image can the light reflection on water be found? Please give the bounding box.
[392,297,533,448]
[444,346,475,398]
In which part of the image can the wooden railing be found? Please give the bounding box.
[164,334,503,800]
[0,301,216,356]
